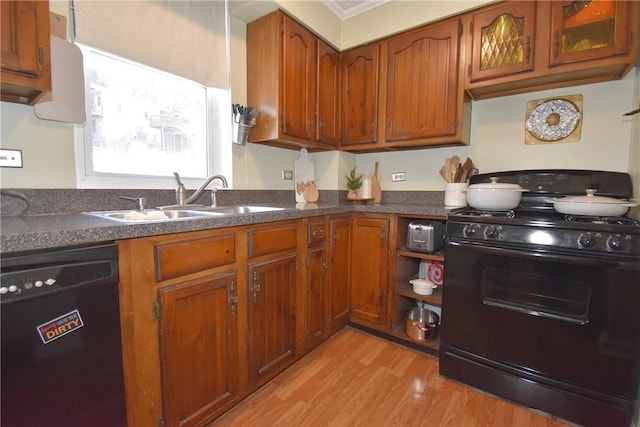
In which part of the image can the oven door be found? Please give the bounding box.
[440,239,640,400]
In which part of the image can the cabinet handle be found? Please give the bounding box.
[252,271,261,303]
[229,281,238,314]
[525,36,531,64]
[553,31,560,58]
[38,46,45,69]
[312,228,326,239]
[322,253,328,273]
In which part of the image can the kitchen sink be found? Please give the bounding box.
[84,209,224,223]
[201,205,285,215]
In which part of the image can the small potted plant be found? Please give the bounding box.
[345,167,363,199]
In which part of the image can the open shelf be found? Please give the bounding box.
[397,282,442,306]
[397,249,444,262]
[391,324,440,352]
[392,214,447,355]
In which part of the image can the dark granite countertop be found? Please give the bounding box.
[1,201,452,254]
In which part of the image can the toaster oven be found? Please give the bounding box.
[406,221,445,253]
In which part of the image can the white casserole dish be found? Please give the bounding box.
[466,177,528,211]
[553,189,637,216]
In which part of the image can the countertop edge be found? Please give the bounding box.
[1,203,453,253]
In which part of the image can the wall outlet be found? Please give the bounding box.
[282,170,293,180]
[391,172,406,182]
[0,149,23,168]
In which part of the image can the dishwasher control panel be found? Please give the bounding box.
[0,261,117,304]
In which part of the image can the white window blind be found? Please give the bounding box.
[73,0,229,89]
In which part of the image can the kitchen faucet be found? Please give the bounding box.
[173,172,229,207]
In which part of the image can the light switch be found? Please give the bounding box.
[0,149,23,168]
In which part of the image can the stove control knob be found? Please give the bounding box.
[463,224,477,237]
[578,233,596,248]
[607,235,629,252]
[484,225,499,239]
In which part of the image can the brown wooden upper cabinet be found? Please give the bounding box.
[381,18,469,149]
[468,2,537,83]
[247,10,339,151]
[548,0,631,66]
[464,0,638,99]
[316,40,341,146]
[1,0,51,105]
[340,17,471,151]
[340,43,380,147]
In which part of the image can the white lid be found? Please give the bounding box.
[468,177,525,190]
[558,189,629,205]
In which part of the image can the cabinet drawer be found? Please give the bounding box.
[248,223,297,258]
[154,233,235,281]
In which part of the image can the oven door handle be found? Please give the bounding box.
[450,241,640,271]
[481,300,588,325]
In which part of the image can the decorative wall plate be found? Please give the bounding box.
[525,95,583,144]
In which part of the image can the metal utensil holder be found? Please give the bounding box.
[232,121,252,145]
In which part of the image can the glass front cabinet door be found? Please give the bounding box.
[468,2,536,82]
[549,0,630,66]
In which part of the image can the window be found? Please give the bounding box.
[74,47,231,189]
[72,0,231,189]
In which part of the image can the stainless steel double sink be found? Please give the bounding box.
[85,205,285,223]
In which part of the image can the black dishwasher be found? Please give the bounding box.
[1,243,127,427]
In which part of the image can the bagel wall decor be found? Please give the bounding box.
[525,94,583,144]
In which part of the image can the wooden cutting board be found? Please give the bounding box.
[371,162,381,203]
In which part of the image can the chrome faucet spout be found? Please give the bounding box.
[171,172,229,206]
[184,174,229,205]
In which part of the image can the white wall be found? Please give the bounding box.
[353,73,636,193]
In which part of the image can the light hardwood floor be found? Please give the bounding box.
[211,327,569,427]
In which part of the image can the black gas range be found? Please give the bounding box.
[440,170,640,427]
[448,169,639,259]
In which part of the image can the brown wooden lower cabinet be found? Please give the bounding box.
[118,213,444,426]
[117,228,239,427]
[328,217,352,333]
[157,271,240,427]
[247,254,297,387]
[306,217,330,350]
[349,215,390,329]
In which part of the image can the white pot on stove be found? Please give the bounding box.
[553,189,637,217]
[466,177,528,211]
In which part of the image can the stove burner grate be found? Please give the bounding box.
[458,209,516,219]
[564,215,640,226]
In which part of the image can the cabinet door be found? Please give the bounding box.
[1,0,51,104]
[157,271,239,427]
[385,19,461,141]
[316,40,340,146]
[307,244,328,349]
[282,15,316,142]
[468,2,536,82]
[329,218,352,332]
[350,217,389,328]
[549,0,630,66]
[340,43,379,146]
[247,254,297,387]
